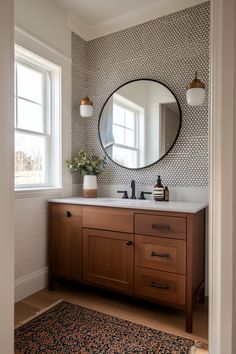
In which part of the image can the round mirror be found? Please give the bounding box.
[98,79,182,169]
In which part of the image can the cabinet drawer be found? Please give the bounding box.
[135,214,186,239]
[135,267,186,306]
[135,235,186,274]
[51,203,82,217]
[83,206,134,233]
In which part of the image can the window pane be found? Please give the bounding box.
[125,110,135,129]
[113,104,124,126]
[14,97,17,127]
[113,145,138,168]
[17,63,43,104]
[17,98,43,133]
[113,124,125,145]
[125,129,135,148]
[15,132,46,185]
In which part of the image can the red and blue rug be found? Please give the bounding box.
[15,300,195,353]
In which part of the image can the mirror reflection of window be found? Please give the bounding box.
[113,103,136,147]
[112,94,144,168]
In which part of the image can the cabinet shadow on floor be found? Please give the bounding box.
[15,279,208,345]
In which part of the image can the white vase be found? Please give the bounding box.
[82,175,97,198]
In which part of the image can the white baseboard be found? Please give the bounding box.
[15,267,48,303]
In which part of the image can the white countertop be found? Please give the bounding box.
[49,197,207,213]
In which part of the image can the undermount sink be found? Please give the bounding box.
[98,198,153,203]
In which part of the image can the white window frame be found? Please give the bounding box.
[14,45,62,191]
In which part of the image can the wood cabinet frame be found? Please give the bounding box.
[48,202,205,333]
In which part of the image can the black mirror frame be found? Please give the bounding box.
[98,78,182,170]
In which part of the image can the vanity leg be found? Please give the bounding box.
[186,309,193,333]
[198,284,205,303]
[185,292,193,333]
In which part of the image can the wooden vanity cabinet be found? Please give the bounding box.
[48,202,205,333]
[48,203,83,289]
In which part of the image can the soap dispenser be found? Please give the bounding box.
[154,175,164,201]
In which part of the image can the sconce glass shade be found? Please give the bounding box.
[80,96,93,117]
[186,72,205,106]
[186,87,205,106]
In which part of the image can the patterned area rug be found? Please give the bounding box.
[15,301,195,353]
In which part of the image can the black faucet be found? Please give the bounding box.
[130,180,136,199]
[138,191,152,200]
[117,190,129,199]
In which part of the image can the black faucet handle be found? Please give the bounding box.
[130,179,136,199]
[117,190,129,199]
[138,191,152,200]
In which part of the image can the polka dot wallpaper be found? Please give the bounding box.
[71,2,210,187]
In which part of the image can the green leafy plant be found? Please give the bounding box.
[66,149,107,176]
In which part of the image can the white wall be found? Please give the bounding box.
[14,0,72,302]
[209,0,236,353]
[0,0,14,351]
[15,0,71,57]
[233,2,236,350]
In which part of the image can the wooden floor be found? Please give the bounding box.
[15,280,208,353]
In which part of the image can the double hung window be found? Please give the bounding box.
[14,47,61,189]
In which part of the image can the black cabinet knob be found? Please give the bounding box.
[126,240,133,246]
[66,211,72,217]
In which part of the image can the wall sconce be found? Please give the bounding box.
[80,95,93,117]
[186,71,205,106]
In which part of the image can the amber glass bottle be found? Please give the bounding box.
[164,186,169,202]
[154,175,164,201]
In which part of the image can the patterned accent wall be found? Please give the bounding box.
[72,34,87,155]
[71,2,210,187]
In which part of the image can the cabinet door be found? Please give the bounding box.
[50,215,82,281]
[83,228,134,293]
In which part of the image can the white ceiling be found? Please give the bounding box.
[51,0,208,40]
[52,0,158,26]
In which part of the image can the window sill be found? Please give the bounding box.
[14,187,64,199]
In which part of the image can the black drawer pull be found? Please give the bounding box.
[66,211,72,217]
[150,251,170,258]
[126,240,133,246]
[150,282,169,290]
[152,224,170,230]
